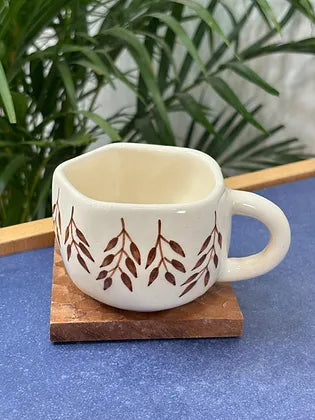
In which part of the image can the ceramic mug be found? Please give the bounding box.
[52,143,290,311]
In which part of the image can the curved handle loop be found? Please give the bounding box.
[219,190,291,282]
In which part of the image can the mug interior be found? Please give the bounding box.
[63,146,217,205]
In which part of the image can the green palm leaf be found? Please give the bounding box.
[207,76,267,133]
[172,0,229,45]
[177,93,220,139]
[0,61,16,123]
[103,27,175,145]
[150,13,207,77]
[242,38,315,60]
[157,4,183,92]
[223,62,279,96]
[252,0,281,31]
[179,0,218,85]
[79,111,121,141]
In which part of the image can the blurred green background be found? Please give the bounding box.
[0,0,314,226]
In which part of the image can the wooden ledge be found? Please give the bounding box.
[1,158,314,256]
[224,158,315,191]
[0,217,54,256]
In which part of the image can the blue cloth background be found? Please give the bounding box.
[1,178,315,420]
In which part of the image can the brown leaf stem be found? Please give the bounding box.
[179,211,222,297]
[52,188,62,246]
[64,206,94,273]
[107,222,126,278]
[97,218,140,292]
[146,219,186,286]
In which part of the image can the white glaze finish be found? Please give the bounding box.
[52,143,290,311]
[219,190,291,282]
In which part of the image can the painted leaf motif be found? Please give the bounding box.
[52,203,56,213]
[100,254,114,267]
[58,212,62,233]
[130,242,141,265]
[103,277,112,291]
[121,272,133,292]
[214,254,218,268]
[204,270,210,286]
[218,232,222,248]
[148,267,159,286]
[192,253,207,270]
[96,270,108,280]
[171,259,186,273]
[67,244,71,261]
[169,240,185,257]
[77,253,90,273]
[165,272,176,286]
[145,247,156,269]
[179,280,198,297]
[104,237,118,252]
[125,257,137,278]
[181,272,199,286]
[198,235,211,255]
[76,228,89,246]
[79,242,95,262]
[64,225,70,244]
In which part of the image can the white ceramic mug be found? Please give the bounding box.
[52,143,290,311]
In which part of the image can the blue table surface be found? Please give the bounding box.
[1,178,315,420]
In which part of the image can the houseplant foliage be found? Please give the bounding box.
[0,0,314,226]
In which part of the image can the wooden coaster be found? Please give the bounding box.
[50,244,243,342]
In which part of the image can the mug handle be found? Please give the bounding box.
[219,189,291,282]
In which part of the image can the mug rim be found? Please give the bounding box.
[54,143,225,210]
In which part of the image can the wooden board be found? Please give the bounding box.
[1,158,314,256]
[224,158,315,191]
[0,217,54,256]
[50,244,243,342]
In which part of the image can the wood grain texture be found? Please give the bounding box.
[1,159,314,256]
[0,217,54,256]
[225,158,315,191]
[50,245,243,342]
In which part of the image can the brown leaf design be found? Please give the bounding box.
[169,240,185,257]
[52,203,56,212]
[148,267,159,286]
[130,242,141,265]
[58,212,62,233]
[218,232,222,248]
[198,235,211,255]
[121,272,133,292]
[145,247,156,269]
[98,218,140,293]
[104,237,118,252]
[67,244,71,261]
[103,277,112,291]
[214,254,218,268]
[180,211,221,297]
[79,242,95,262]
[100,254,114,267]
[96,270,108,280]
[165,272,176,286]
[204,270,210,286]
[192,253,207,270]
[125,257,137,278]
[179,280,198,297]
[181,272,199,286]
[171,259,186,273]
[77,253,90,273]
[76,228,89,246]
[64,225,70,244]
